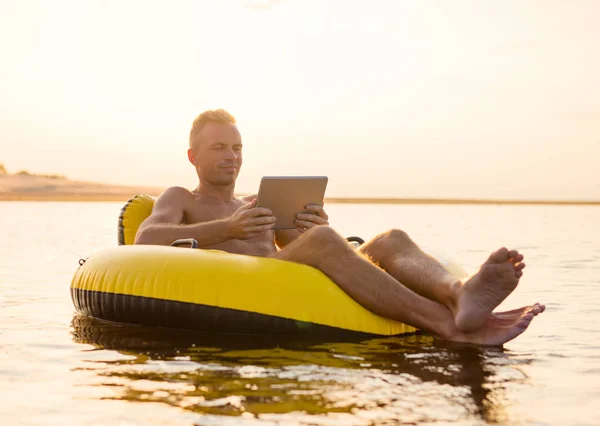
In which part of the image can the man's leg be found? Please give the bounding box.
[359,229,460,307]
[274,226,540,345]
[358,229,540,332]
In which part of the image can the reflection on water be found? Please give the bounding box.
[71,315,533,425]
[3,203,598,425]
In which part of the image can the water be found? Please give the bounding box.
[1,202,599,425]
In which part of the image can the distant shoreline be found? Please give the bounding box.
[0,174,162,202]
[1,174,598,204]
[1,192,598,205]
[0,193,158,202]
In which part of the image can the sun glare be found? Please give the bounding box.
[0,0,599,200]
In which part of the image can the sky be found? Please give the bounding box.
[1,0,599,200]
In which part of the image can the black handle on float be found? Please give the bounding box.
[171,238,199,248]
[345,236,365,246]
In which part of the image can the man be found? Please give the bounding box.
[135,109,545,345]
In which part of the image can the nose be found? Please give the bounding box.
[225,147,240,161]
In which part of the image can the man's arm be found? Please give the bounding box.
[135,187,277,247]
[134,187,231,247]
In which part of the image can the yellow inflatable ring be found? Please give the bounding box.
[71,195,467,337]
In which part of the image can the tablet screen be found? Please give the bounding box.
[256,176,328,229]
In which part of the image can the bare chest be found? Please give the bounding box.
[183,202,240,225]
[182,199,276,256]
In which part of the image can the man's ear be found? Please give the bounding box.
[187,149,196,165]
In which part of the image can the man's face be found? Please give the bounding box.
[188,122,243,186]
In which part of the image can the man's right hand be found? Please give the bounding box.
[226,199,276,240]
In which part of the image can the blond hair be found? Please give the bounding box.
[189,109,236,151]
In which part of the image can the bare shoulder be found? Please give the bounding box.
[150,186,194,219]
[156,186,194,204]
[159,186,194,197]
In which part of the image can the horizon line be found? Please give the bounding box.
[1,192,599,205]
[324,197,600,206]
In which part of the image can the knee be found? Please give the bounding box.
[386,229,411,244]
[303,226,347,249]
[375,228,411,248]
[362,228,412,258]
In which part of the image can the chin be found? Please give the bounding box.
[210,176,236,186]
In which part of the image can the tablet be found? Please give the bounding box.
[256,176,328,229]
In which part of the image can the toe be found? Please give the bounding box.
[520,313,534,328]
[490,247,509,263]
[503,306,528,316]
[508,249,519,259]
[509,254,524,265]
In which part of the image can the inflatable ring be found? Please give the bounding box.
[71,195,467,338]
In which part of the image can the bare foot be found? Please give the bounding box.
[454,247,526,333]
[490,303,545,322]
[446,304,543,345]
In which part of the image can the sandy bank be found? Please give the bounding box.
[0,174,163,201]
[1,175,598,204]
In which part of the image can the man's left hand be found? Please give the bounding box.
[295,204,329,233]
